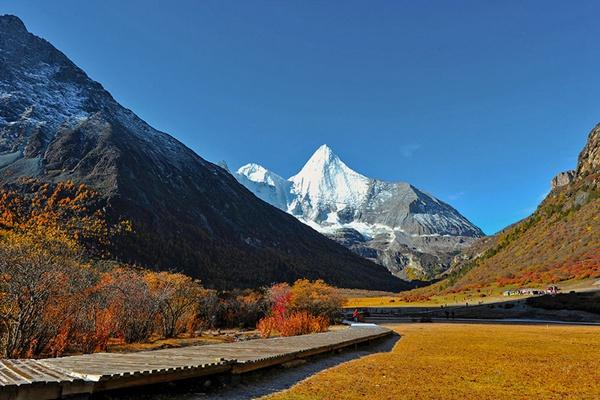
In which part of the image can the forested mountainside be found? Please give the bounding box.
[421,124,599,294]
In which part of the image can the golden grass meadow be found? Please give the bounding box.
[264,323,600,400]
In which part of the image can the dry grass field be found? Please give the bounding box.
[343,279,600,308]
[264,323,600,400]
[343,291,510,308]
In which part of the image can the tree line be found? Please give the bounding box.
[0,180,344,358]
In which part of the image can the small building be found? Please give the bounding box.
[503,287,553,297]
[546,285,560,294]
[519,288,546,296]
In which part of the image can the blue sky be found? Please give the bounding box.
[3,1,599,234]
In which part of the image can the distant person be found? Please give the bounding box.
[352,308,360,322]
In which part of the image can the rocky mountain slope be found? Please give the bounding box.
[234,144,484,279]
[0,15,410,291]
[424,124,600,294]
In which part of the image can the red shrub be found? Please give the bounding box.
[257,312,329,338]
[257,315,278,338]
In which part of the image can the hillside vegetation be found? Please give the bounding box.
[449,193,598,290]
[402,124,600,298]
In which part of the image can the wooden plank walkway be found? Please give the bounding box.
[0,325,391,400]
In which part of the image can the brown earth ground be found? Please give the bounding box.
[263,323,600,400]
[87,326,349,355]
[64,330,260,356]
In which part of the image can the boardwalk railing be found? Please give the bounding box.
[0,325,391,400]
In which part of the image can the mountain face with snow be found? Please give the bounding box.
[235,145,484,279]
[0,15,412,291]
[235,163,294,211]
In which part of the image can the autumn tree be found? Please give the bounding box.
[194,289,268,330]
[288,279,343,322]
[0,229,86,357]
[145,272,205,338]
[196,289,221,330]
[102,268,159,343]
[0,179,132,258]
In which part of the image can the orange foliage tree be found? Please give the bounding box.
[0,179,131,257]
[288,279,344,322]
[0,180,215,356]
[0,229,89,357]
[144,272,205,338]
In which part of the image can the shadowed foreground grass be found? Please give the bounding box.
[264,323,600,400]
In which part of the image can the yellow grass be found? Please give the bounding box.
[343,278,599,308]
[264,323,600,400]
[343,292,506,308]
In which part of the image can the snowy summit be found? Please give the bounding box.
[235,144,484,280]
[289,144,370,221]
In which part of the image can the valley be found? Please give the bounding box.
[0,5,599,400]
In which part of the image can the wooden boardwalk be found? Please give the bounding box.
[0,325,391,400]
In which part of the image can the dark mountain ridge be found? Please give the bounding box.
[0,15,410,291]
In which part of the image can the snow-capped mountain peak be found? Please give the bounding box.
[235,163,293,211]
[292,144,364,181]
[234,143,484,280]
[289,145,370,218]
[237,163,287,188]
[304,144,338,165]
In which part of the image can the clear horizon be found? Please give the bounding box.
[3,0,599,234]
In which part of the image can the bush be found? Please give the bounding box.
[257,279,341,338]
[256,315,278,338]
[278,311,329,336]
[0,230,89,357]
[258,312,329,338]
[102,269,158,344]
[0,230,216,356]
[196,289,268,330]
